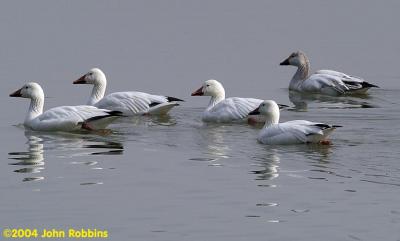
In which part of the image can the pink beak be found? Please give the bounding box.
[191,86,204,96]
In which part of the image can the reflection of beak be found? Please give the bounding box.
[73,75,87,84]
[10,88,22,97]
[248,107,260,115]
[278,104,289,109]
[280,57,290,65]
[191,86,204,96]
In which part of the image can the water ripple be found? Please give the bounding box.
[7,131,124,183]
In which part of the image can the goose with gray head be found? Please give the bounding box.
[191,79,288,123]
[280,51,379,96]
[74,68,183,115]
[10,82,122,132]
[249,100,340,144]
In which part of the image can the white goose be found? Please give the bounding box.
[73,68,183,115]
[280,51,379,96]
[10,82,122,132]
[191,79,288,123]
[249,100,340,145]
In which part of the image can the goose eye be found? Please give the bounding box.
[25,86,28,89]
[206,84,210,87]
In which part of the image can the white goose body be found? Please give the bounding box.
[250,100,340,145]
[280,51,378,96]
[10,82,121,132]
[74,68,183,115]
[191,79,265,123]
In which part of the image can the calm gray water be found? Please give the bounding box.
[1,1,400,241]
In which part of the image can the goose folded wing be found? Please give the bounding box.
[35,106,109,130]
[210,97,263,120]
[95,91,168,114]
[306,73,350,94]
[258,122,311,144]
[315,70,370,90]
[280,120,326,139]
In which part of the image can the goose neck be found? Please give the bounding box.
[26,96,44,122]
[88,82,106,105]
[207,94,225,110]
[263,112,280,128]
[292,58,311,82]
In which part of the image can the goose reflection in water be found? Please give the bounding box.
[9,134,45,182]
[8,131,124,182]
[189,124,234,165]
[200,124,232,159]
[288,91,377,111]
[115,114,177,127]
[251,144,333,182]
[251,148,280,181]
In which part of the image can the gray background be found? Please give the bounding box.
[1,0,399,114]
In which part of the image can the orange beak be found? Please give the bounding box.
[191,86,204,96]
[73,74,87,84]
[10,88,22,97]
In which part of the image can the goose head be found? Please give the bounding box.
[10,82,44,100]
[191,79,225,98]
[280,51,307,67]
[73,68,106,86]
[249,100,280,121]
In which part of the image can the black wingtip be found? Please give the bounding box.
[149,102,160,107]
[278,104,290,109]
[314,123,342,129]
[362,82,379,88]
[167,96,184,102]
[81,111,124,129]
[107,110,124,116]
[314,123,331,129]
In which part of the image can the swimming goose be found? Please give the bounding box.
[280,51,379,96]
[249,100,340,144]
[73,68,183,115]
[191,79,288,123]
[10,82,122,132]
